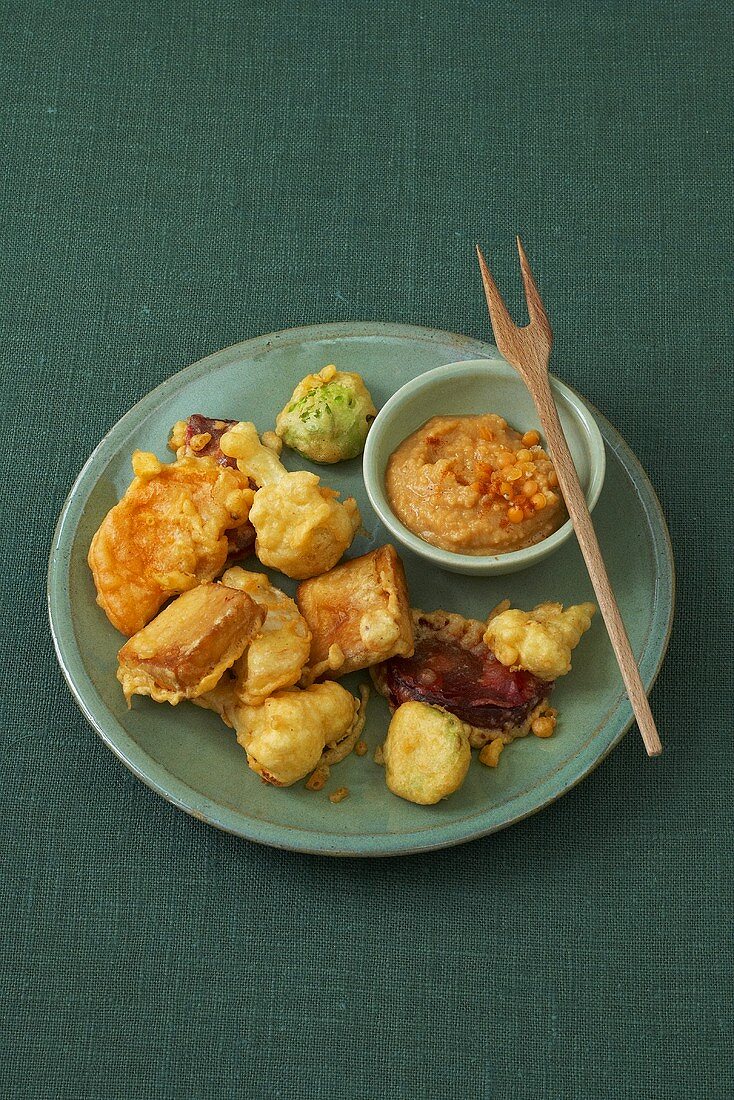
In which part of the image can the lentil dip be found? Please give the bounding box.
[385,414,566,555]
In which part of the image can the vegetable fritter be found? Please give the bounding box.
[275,364,376,463]
[117,583,265,705]
[220,421,360,579]
[383,701,471,805]
[484,602,595,681]
[88,451,254,636]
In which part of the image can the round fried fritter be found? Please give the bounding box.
[383,701,471,805]
[88,452,254,636]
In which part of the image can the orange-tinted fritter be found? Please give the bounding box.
[88,451,254,636]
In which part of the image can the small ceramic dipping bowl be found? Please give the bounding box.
[362,358,606,576]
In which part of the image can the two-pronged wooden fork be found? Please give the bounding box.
[476,239,662,757]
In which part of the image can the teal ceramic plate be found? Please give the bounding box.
[48,322,674,857]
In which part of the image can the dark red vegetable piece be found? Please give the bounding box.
[226,520,256,563]
[381,636,552,730]
[185,415,239,468]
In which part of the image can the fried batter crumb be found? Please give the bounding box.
[329,787,349,804]
[479,739,504,767]
[188,431,212,452]
[305,765,330,791]
[531,706,558,738]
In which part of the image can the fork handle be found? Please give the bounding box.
[530,377,663,757]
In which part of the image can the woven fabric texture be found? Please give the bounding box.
[1,1,732,1097]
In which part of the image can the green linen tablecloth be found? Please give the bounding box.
[1,1,731,1097]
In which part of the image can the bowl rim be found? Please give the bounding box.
[362,358,606,572]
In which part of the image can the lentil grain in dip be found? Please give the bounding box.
[385,414,566,555]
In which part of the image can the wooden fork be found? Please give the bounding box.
[476,239,662,757]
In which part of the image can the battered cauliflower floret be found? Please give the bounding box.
[250,473,360,579]
[484,601,596,681]
[220,567,311,704]
[219,421,360,579]
[235,682,359,786]
[275,364,377,464]
[383,701,471,805]
[219,421,285,486]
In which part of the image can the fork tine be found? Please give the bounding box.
[516,236,552,339]
[475,244,516,345]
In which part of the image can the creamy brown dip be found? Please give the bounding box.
[385,414,566,555]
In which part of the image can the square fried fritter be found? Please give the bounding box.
[296,544,414,679]
[117,582,265,705]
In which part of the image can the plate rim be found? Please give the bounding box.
[47,320,676,857]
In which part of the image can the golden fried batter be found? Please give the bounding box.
[117,583,265,705]
[219,421,361,579]
[234,682,359,786]
[219,567,311,704]
[484,601,596,680]
[297,545,414,680]
[88,451,254,635]
[192,672,239,726]
[383,701,471,805]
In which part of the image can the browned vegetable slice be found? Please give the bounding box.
[296,544,414,680]
[117,583,265,705]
